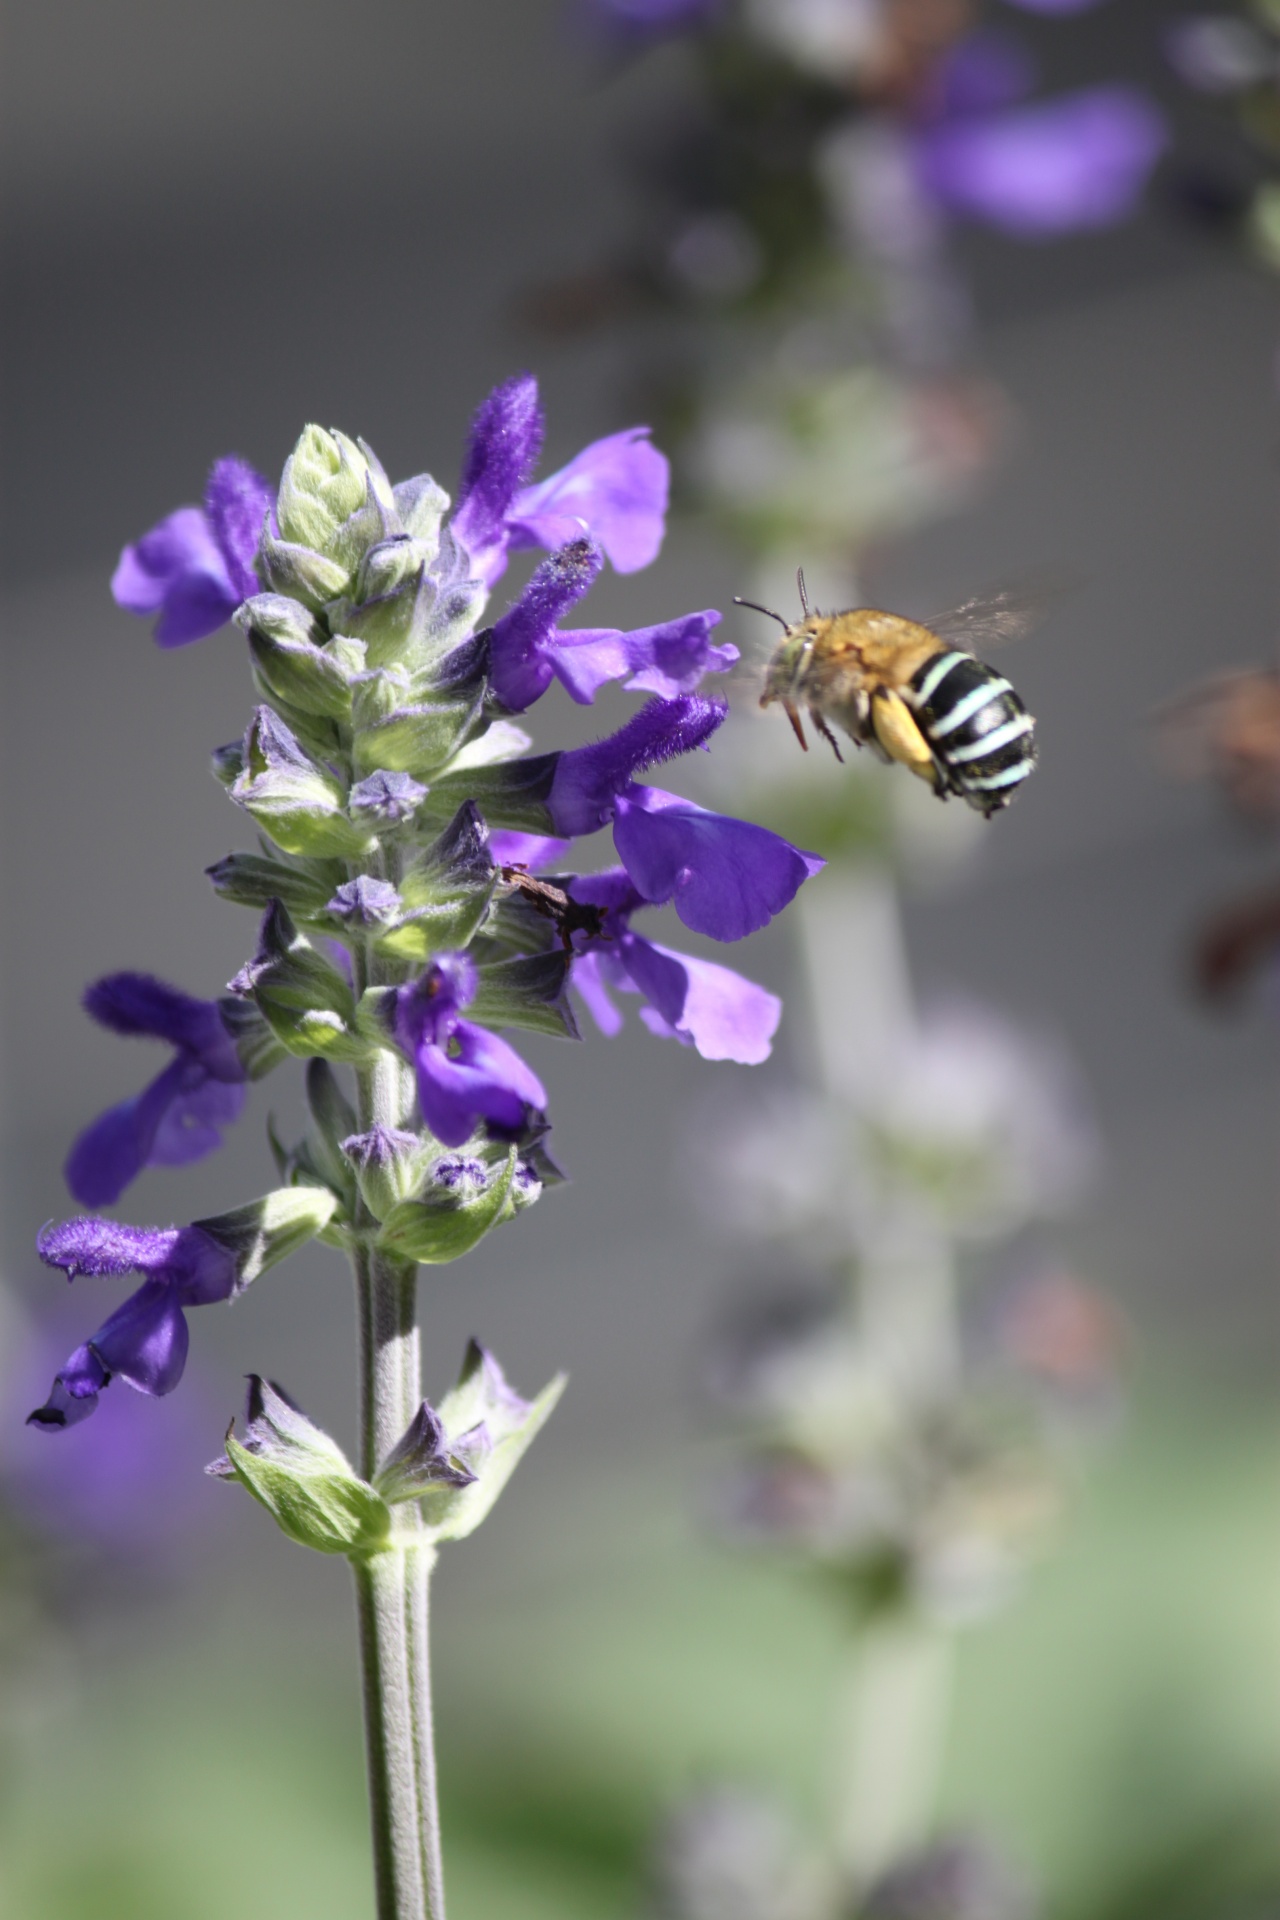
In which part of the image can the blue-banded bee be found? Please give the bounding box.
[738,575,1039,817]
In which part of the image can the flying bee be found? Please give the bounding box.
[738,573,1040,818]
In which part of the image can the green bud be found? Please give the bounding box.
[394,474,450,546]
[470,952,579,1040]
[375,1148,518,1265]
[232,709,372,859]
[237,595,366,719]
[424,1341,566,1542]
[420,753,559,835]
[206,851,342,921]
[258,527,352,609]
[373,1402,479,1507]
[209,1378,391,1558]
[193,1185,339,1288]
[378,804,496,962]
[230,899,367,1062]
[276,426,394,557]
[341,1126,432,1220]
[353,689,486,783]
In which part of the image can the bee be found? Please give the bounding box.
[737,573,1039,818]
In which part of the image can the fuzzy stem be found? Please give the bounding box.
[351,1024,446,1920]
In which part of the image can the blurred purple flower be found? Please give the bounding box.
[548,696,823,938]
[112,455,274,647]
[489,538,735,711]
[28,1219,238,1429]
[451,375,670,586]
[569,867,782,1063]
[65,974,247,1208]
[588,0,723,31]
[393,956,547,1148]
[1000,0,1106,12]
[917,85,1167,236]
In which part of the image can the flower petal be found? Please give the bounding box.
[413,1021,547,1148]
[83,972,241,1074]
[548,694,727,837]
[451,373,545,585]
[488,537,603,711]
[570,950,628,1037]
[621,934,782,1064]
[488,831,575,870]
[204,455,274,601]
[917,86,1166,236]
[612,787,823,940]
[92,1279,190,1397]
[508,426,670,574]
[111,505,241,647]
[26,1343,108,1429]
[64,1058,194,1207]
[37,1216,186,1278]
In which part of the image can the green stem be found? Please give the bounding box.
[351,1032,446,1920]
[831,1617,953,1889]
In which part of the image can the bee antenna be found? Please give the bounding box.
[733,596,788,629]
[796,567,810,616]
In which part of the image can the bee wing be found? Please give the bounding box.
[926,579,1064,653]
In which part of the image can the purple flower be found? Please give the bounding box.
[488,536,735,712]
[488,830,576,870]
[393,956,547,1149]
[586,0,723,36]
[450,375,671,587]
[917,85,1167,236]
[548,697,823,939]
[28,1218,238,1429]
[568,869,782,1064]
[112,456,274,647]
[506,426,670,575]
[450,374,545,587]
[65,974,247,1208]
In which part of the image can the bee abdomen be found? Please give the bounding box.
[908,651,1037,816]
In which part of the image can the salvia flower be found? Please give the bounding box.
[568,867,782,1064]
[450,375,671,586]
[393,956,548,1148]
[65,973,248,1207]
[547,696,823,938]
[112,455,274,647]
[489,539,736,713]
[28,1220,238,1429]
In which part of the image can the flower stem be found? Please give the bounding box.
[351,1032,446,1920]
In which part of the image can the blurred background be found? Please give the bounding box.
[2,2,1279,1916]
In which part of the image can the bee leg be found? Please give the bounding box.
[782,701,808,751]
[870,691,939,789]
[809,706,844,762]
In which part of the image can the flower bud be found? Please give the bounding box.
[393,473,450,546]
[275,426,395,559]
[422,1340,566,1541]
[208,1376,391,1558]
[341,1125,430,1220]
[373,1400,480,1506]
[237,594,366,719]
[192,1184,340,1287]
[229,899,366,1062]
[257,526,351,609]
[379,804,496,962]
[375,1146,519,1265]
[206,851,341,921]
[231,706,372,858]
[352,689,486,784]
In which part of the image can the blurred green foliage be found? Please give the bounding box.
[0,1374,1276,1920]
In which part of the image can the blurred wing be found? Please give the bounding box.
[926,580,1064,653]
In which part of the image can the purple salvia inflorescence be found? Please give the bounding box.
[40,373,820,1436]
